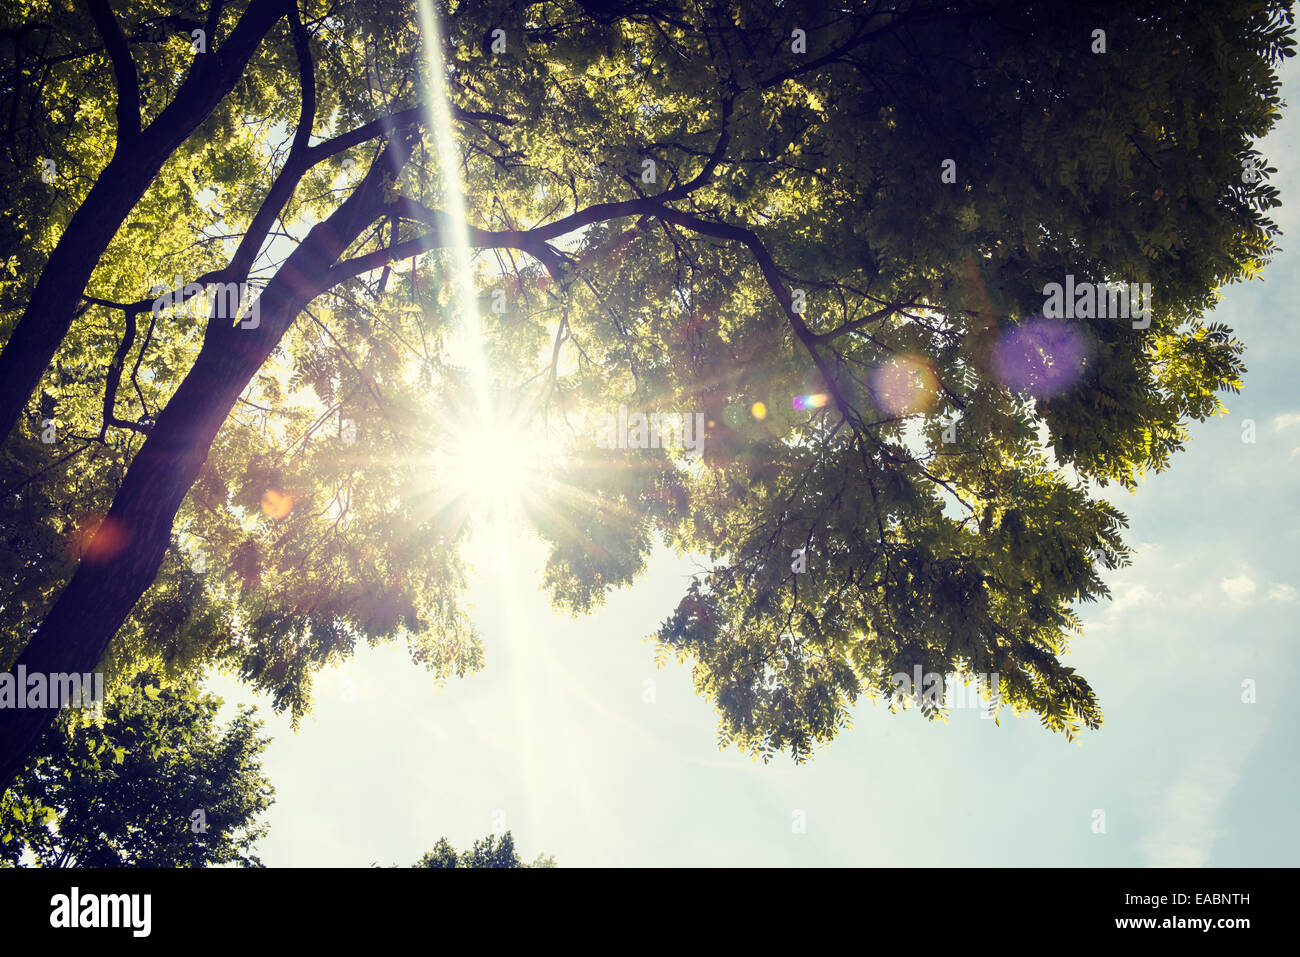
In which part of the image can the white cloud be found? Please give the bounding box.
[1220,574,1256,606]
[1272,411,1300,432]
[1108,583,1156,616]
[1267,583,1298,602]
[1140,747,1245,867]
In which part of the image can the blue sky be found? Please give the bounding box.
[207,55,1300,869]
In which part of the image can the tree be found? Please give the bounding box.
[414,832,555,868]
[0,0,1292,782]
[0,676,273,867]
[0,0,291,445]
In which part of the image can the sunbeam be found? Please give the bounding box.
[416,0,542,843]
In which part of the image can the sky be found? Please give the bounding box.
[206,55,1300,869]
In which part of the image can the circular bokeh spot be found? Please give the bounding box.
[991,319,1089,398]
[870,355,939,416]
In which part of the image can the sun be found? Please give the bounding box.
[436,413,546,513]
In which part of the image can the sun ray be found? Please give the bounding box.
[415,0,543,841]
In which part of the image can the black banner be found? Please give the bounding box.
[0,867,1283,943]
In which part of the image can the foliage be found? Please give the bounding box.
[0,676,273,867]
[413,831,555,868]
[0,0,1292,772]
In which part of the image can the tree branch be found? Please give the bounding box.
[85,0,141,142]
[324,197,574,286]
[100,305,150,437]
[303,103,515,168]
[651,208,858,427]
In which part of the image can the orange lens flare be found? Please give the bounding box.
[261,489,294,519]
[69,514,130,562]
[870,355,939,416]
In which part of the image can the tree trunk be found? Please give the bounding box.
[0,161,386,789]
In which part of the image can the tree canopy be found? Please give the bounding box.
[0,676,273,867]
[0,0,1292,784]
[413,831,555,868]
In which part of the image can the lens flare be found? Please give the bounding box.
[260,489,294,519]
[991,319,1089,397]
[792,393,829,411]
[870,355,939,416]
[69,514,130,561]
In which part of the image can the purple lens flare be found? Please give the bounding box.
[990,319,1089,398]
